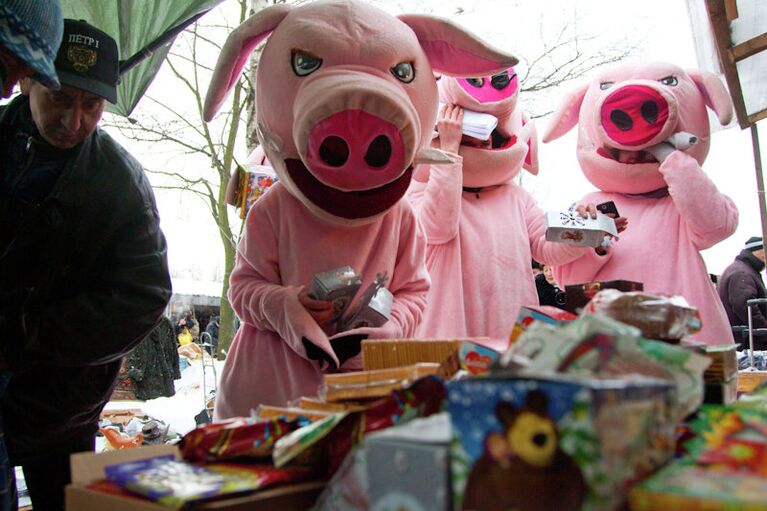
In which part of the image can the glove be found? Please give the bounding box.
[302,337,338,371]
[329,333,368,367]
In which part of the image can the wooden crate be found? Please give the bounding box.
[737,370,767,394]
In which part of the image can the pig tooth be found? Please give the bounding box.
[257,123,283,153]
[414,147,456,165]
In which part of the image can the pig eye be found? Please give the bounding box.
[659,75,678,86]
[292,50,322,77]
[466,77,484,88]
[599,81,614,90]
[391,62,415,83]
[491,71,514,90]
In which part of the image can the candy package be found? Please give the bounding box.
[104,455,313,509]
[581,289,701,341]
[179,417,304,463]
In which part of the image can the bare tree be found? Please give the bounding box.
[104,0,257,353]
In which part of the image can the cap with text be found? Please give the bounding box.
[55,19,118,103]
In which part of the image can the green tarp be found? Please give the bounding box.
[61,0,225,116]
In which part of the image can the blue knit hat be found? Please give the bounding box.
[0,0,63,89]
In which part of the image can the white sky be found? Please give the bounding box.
[109,0,766,291]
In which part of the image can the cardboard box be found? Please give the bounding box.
[737,370,767,394]
[448,374,674,511]
[545,210,618,248]
[703,344,738,382]
[66,445,324,510]
[366,414,452,511]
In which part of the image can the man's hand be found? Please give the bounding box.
[574,203,628,255]
[574,202,598,220]
[298,290,334,327]
[437,104,464,155]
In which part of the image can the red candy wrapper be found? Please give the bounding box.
[180,417,305,463]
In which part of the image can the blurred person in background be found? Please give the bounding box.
[719,237,767,350]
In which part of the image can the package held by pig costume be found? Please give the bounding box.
[545,210,618,248]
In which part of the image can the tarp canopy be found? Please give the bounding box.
[688,0,767,128]
[61,0,225,117]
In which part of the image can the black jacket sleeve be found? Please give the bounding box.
[26,205,171,367]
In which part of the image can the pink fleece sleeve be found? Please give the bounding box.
[525,192,591,266]
[227,207,337,367]
[413,156,464,244]
[353,208,430,342]
[661,151,739,250]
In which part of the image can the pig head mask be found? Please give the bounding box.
[542,61,732,194]
[430,67,538,187]
[204,0,517,225]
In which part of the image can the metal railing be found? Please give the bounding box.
[745,298,767,370]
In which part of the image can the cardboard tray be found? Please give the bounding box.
[66,445,324,511]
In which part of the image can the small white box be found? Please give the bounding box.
[545,211,618,248]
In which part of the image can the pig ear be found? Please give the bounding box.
[204,4,292,122]
[398,14,518,77]
[541,83,588,143]
[522,116,539,175]
[687,69,734,126]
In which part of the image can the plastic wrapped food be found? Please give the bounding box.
[581,289,701,341]
[104,455,312,509]
[179,417,304,463]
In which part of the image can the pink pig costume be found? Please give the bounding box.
[203,0,517,418]
[408,70,587,339]
[544,61,738,345]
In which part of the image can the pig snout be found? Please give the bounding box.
[293,71,421,192]
[600,85,670,147]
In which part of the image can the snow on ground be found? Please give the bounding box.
[103,358,225,447]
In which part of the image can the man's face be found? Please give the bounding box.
[22,80,105,149]
[0,45,34,98]
[753,248,765,263]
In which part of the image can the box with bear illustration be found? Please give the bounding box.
[447,374,675,511]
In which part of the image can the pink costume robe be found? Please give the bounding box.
[555,152,737,345]
[216,183,429,418]
[545,61,738,345]
[409,70,586,339]
[409,161,585,339]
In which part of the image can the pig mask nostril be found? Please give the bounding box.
[610,109,633,132]
[364,135,392,168]
[641,101,659,124]
[319,136,349,167]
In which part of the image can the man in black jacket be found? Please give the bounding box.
[718,237,767,350]
[0,20,171,510]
